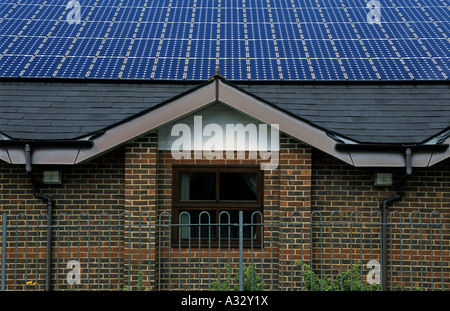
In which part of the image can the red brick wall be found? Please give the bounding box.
[0,135,448,290]
[0,147,125,290]
[123,133,158,290]
[311,149,450,290]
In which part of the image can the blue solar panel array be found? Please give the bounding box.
[0,0,448,81]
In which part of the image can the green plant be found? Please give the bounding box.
[236,263,263,291]
[211,263,232,291]
[211,263,263,291]
[122,271,151,291]
[297,261,381,291]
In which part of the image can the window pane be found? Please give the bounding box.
[218,210,261,240]
[179,210,216,239]
[219,172,257,201]
[179,172,216,201]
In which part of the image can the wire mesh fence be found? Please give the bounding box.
[0,210,448,291]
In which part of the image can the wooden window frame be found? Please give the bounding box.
[171,165,263,247]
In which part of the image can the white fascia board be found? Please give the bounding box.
[428,135,450,167]
[0,147,11,164]
[2,145,82,165]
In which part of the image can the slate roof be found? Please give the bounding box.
[0,80,198,140]
[1,79,449,144]
[240,81,450,143]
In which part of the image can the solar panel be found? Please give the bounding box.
[309,58,346,80]
[0,55,32,76]
[55,56,95,78]
[279,58,312,80]
[403,58,443,80]
[20,56,64,77]
[120,57,155,80]
[341,58,378,80]
[38,37,74,56]
[88,56,124,78]
[0,0,448,81]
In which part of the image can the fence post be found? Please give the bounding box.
[1,213,6,291]
[238,211,243,291]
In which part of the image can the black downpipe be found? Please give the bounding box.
[379,147,411,291]
[24,144,53,291]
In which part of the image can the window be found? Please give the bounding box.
[172,165,263,246]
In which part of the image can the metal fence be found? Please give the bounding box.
[0,210,448,291]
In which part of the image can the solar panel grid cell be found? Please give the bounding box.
[421,39,450,57]
[1,19,28,36]
[279,58,312,80]
[0,36,15,54]
[33,4,63,20]
[128,39,159,58]
[7,36,46,55]
[424,6,448,22]
[121,57,154,79]
[371,58,411,80]
[108,22,138,38]
[391,38,429,58]
[277,39,306,58]
[54,56,94,78]
[310,58,346,80]
[341,58,378,80]
[185,58,216,80]
[141,7,167,22]
[327,23,359,39]
[38,37,73,56]
[333,39,367,58]
[68,38,102,56]
[98,38,131,57]
[89,6,117,21]
[0,55,32,76]
[153,57,186,80]
[115,7,141,22]
[21,55,64,77]
[89,56,124,78]
[7,4,40,19]
[403,57,443,80]
[220,38,246,59]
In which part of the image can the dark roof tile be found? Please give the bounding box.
[0,81,449,144]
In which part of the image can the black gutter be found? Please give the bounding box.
[379,174,408,291]
[24,144,53,291]
[0,139,93,147]
[378,147,412,291]
[335,143,449,152]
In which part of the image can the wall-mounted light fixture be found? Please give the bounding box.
[374,172,393,186]
[43,170,62,185]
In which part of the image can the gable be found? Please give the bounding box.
[76,78,347,165]
[157,103,278,151]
